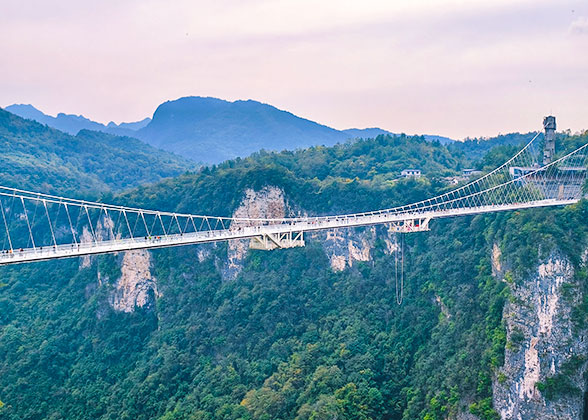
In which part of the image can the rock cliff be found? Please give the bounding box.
[493,251,588,419]
[110,250,159,313]
[223,186,289,280]
[316,224,402,272]
[77,214,160,313]
[315,227,375,271]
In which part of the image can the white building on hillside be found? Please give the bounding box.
[401,169,421,178]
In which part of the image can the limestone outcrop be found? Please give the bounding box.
[493,253,588,419]
[110,250,159,313]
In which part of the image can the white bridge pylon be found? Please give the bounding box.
[0,131,586,265]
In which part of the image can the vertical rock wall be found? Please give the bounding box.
[317,224,402,272]
[223,186,288,280]
[316,227,375,272]
[493,252,588,419]
[110,250,159,313]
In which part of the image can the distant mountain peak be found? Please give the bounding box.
[107,117,151,131]
[56,112,95,122]
[342,127,393,138]
[5,103,48,120]
[138,96,348,162]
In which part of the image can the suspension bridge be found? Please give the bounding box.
[0,116,586,265]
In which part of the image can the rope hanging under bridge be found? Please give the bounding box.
[394,233,404,305]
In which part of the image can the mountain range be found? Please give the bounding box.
[0,108,194,196]
[4,104,151,138]
[6,97,454,163]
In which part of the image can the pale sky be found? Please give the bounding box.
[1,0,587,139]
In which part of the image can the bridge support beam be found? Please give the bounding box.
[249,231,305,250]
[388,217,431,233]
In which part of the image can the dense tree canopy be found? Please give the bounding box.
[0,129,587,419]
[0,108,195,197]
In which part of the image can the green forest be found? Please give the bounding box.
[0,117,587,419]
[0,109,195,197]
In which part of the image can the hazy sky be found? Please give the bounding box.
[1,0,587,139]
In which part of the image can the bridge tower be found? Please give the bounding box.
[543,115,556,165]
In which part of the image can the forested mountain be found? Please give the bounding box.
[0,108,195,197]
[0,130,587,419]
[135,97,347,163]
[119,134,462,218]
[135,97,456,163]
[6,98,455,164]
[448,132,540,161]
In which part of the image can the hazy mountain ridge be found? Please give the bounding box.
[107,117,151,131]
[136,97,347,162]
[341,127,393,138]
[136,97,456,162]
[6,97,454,163]
[5,104,151,138]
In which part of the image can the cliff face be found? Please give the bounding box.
[76,215,159,314]
[316,227,375,271]
[315,224,400,272]
[110,250,159,313]
[79,217,116,269]
[223,186,288,280]
[493,251,588,420]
